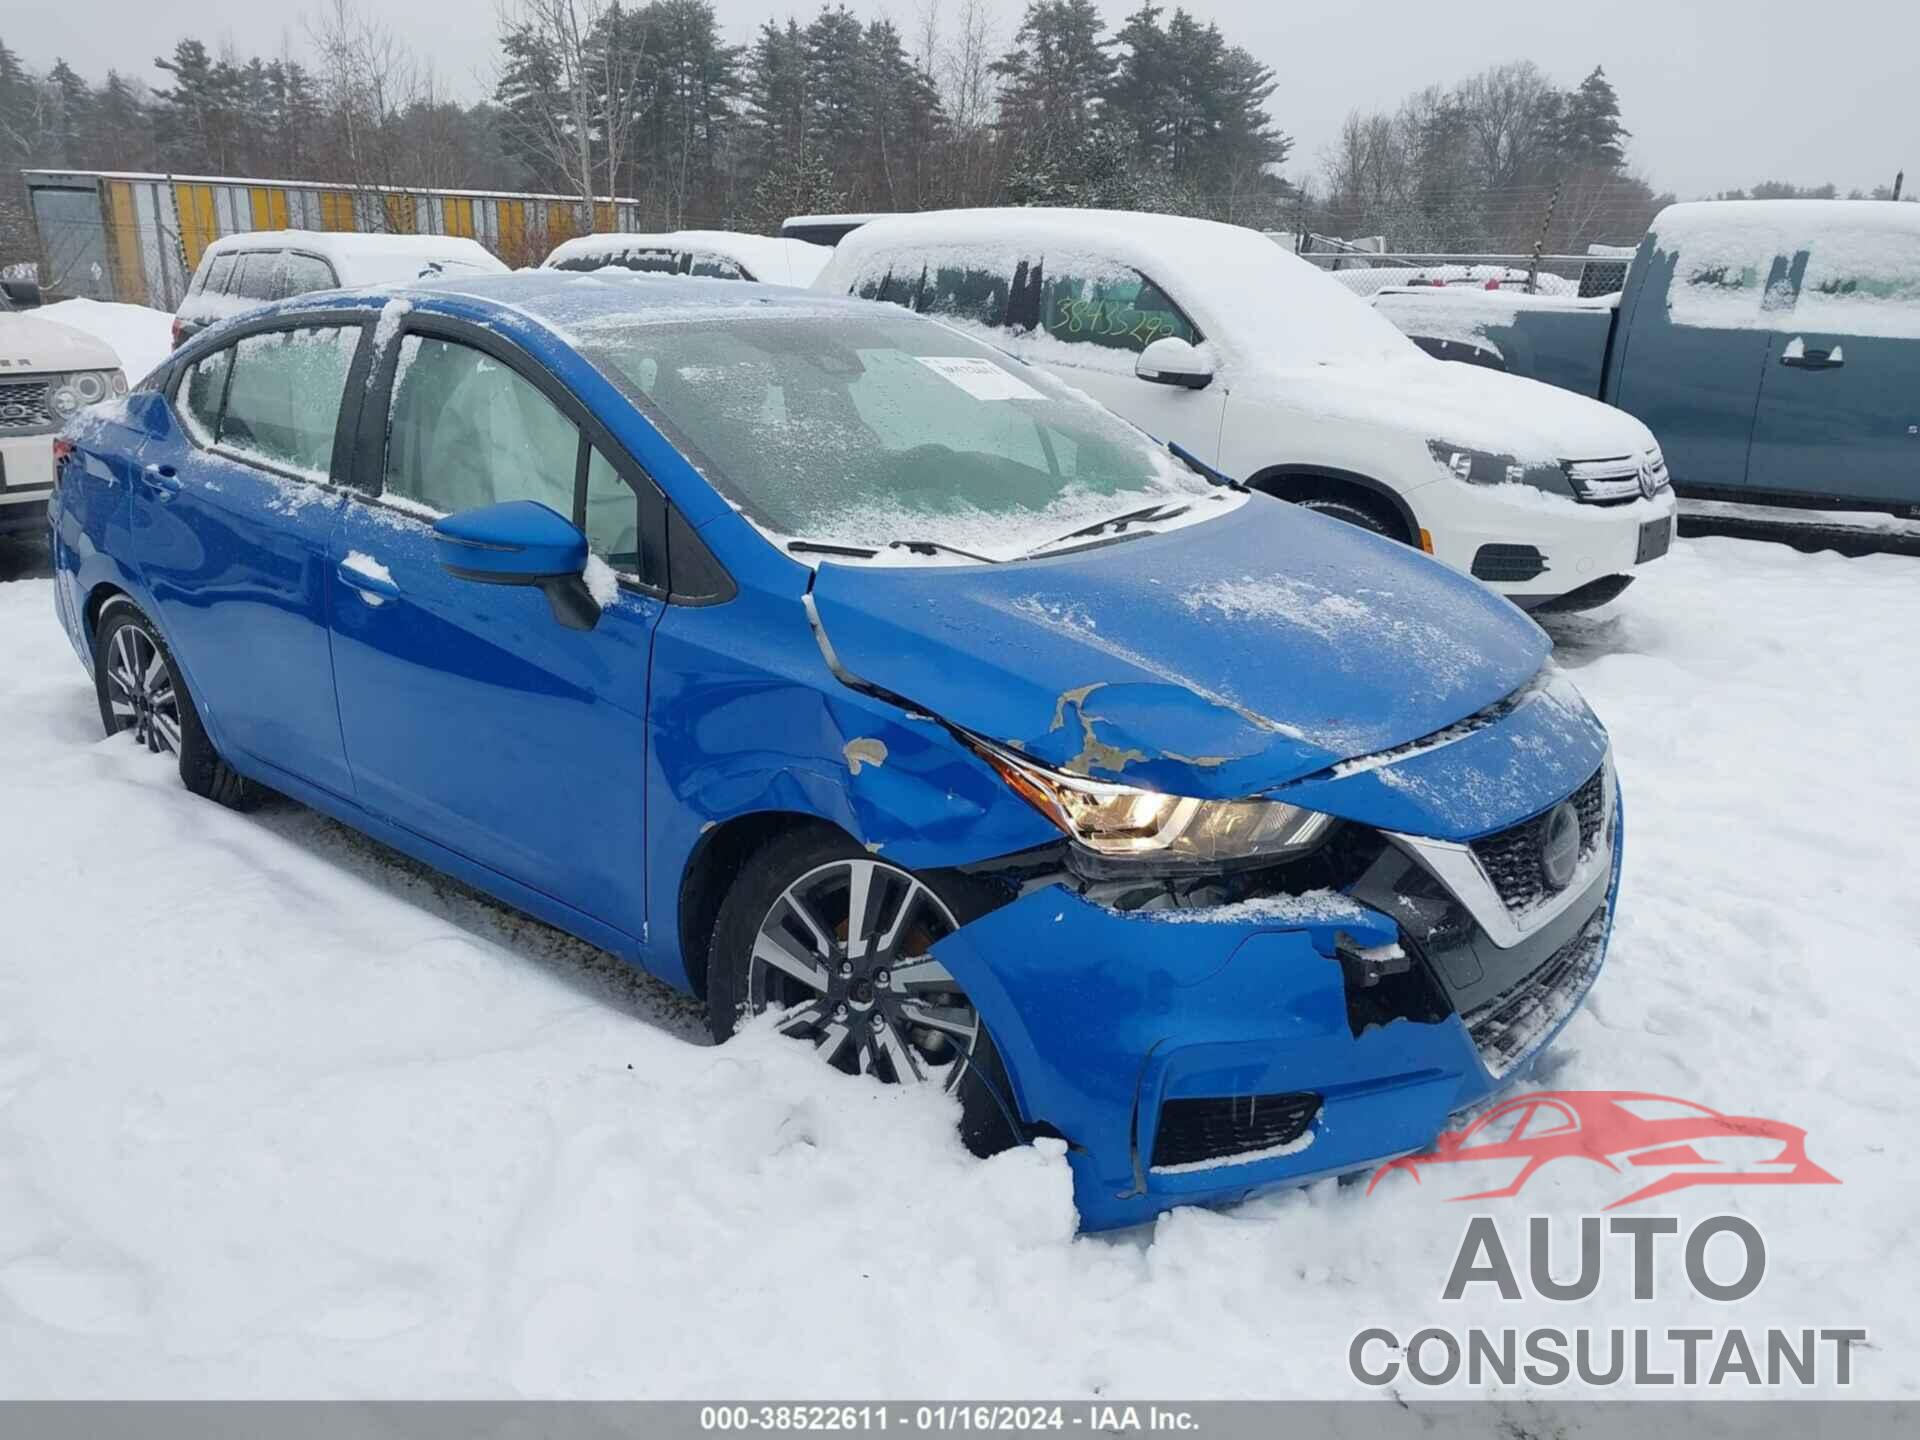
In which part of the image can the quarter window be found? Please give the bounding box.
[178,346,233,446]
[689,252,747,280]
[583,446,641,573]
[216,325,359,479]
[1039,266,1197,353]
[202,253,238,296]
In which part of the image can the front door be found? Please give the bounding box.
[328,323,664,940]
[1009,262,1228,466]
[134,319,363,796]
[1744,226,1920,508]
[1612,227,1780,494]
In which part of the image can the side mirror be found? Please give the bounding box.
[433,500,602,631]
[1135,336,1214,390]
[1,278,45,309]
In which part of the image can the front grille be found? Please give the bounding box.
[1149,1091,1322,1172]
[1470,766,1607,913]
[1565,452,1669,506]
[1465,907,1609,1077]
[0,378,54,433]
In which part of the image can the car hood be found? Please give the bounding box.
[809,497,1551,801]
[1259,353,1657,462]
[0,313,120,373]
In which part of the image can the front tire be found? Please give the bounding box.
[706,826,1022,1155]
[93,599,251,808]
[1294,494,1397,538]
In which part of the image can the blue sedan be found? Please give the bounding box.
[50,272,1622,1230]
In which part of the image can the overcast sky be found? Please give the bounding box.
[8,0,1914,199]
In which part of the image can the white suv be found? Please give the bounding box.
[814,209,1676,611]
[1,284,125,539]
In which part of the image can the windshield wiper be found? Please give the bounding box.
[787,539,880,558]
[1021,503,1191,558]
[886,538,999,564]
[1168,440,1247,490]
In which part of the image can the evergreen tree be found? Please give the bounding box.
[992,1,1112,142]
[1557,65,1628,170]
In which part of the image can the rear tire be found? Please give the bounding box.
[93,599,252,809]
[706,825,1023,1157]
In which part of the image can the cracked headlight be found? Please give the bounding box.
[973,740,1334,863]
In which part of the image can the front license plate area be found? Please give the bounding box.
[1636,515,1673,564]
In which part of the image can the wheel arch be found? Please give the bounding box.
[676,809,856,1000]
[1245,464,1419,545]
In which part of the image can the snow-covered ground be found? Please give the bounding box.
[3,535,1916,1400]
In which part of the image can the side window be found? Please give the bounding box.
[178,346,233,445]
[217,325,359,478]
[690,252,745,280]
[1797,227,1920,337]
[230,253,280,302]
[583,446,641,573]
[1661,229,1776,328]
[203,253,238,297]
[384,336,578,520]
[619,248,681,275]
[1039,265,1198,353]
[279,253,338,298]
[921,261,1012,328]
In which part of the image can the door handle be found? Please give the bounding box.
[1780,339,1845,370]
[141,462,182,495]
[336,558,400,601]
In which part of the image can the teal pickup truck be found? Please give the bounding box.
[1373,200,1920,514]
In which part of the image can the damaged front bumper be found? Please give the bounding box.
[929,766,1623,1233]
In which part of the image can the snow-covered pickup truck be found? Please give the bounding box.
[1,283,126,537]
[1374,200,1920,516]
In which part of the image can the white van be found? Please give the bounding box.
[815,209,1676,611]
[175,231,507,348]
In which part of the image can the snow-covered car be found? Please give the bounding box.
[1324,263,1578,297]
[1,284,127,538]
[816,209,1678,612]
[173,231,508,348]
[51,272,1623,1231]
[543,230,831,288]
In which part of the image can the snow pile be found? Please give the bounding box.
[38,298,175,385]
[2,533,1917,1398]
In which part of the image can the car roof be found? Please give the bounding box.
[541,230,832,286]
[201,230,508,279]
[337,268,888,332]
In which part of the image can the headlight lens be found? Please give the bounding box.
[973,740,1333,863]
[1431,441,1573,495]
[48,383,81,418]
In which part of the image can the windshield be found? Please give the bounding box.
[572,307,1224,559]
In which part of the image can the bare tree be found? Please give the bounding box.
[496,0,646,221]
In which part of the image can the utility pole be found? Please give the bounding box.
[1894,170,1905,201]
[1527,177,1563,295]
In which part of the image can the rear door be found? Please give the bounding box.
[327,318,666,939]
[1744,223,1920,507]
[1612,222,1782,492]
[136,316,367,795]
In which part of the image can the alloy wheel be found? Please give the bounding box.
[748,858,981,1090]
[105,622,182,756]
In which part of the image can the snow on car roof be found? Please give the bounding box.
[201,230,509,284]
[816,207,1415,372]
[1654,198,1920,239]
[541,230,832,287]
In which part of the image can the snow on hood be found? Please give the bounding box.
[809,497,1550,801]
[1262,351,1657,463]
[0,309,122,375]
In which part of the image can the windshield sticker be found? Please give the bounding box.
[913,355,1045,401]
